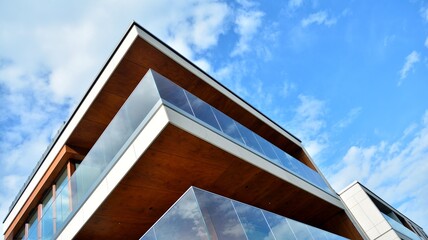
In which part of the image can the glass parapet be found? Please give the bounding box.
[151,71,333,194]
[382,213,421,240]
[26,71,162,239]
[26,69,332,239]
[140,186,347,240]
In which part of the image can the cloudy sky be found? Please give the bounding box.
[1,0,428,233]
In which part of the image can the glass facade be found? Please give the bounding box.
[152,71,332,194]
[382,213,421,240]
[24,69,334,239]
[141,187,347,240]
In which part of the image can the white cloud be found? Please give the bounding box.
[328,110,428,229]
[336,107,362,128]
[286,94,329,159]
[420,7,428,22]
[231,7,264,56]
[281,81,295,97]
[0,0,245,232]
[425,37,428,48]
[398,50,420,84]
[288,0,303,9]
[301,11,337,27]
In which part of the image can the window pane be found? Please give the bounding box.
[232,201,274,240]
[193,188,247,240]
[41,191,54,239]
[255,136,279,162]
[154,73,193,115]
[185,92,221,131]
[56,170,71,230]
[235,123,264,154]
[287,218,314,240]
[153,189,208,240]
[262,210,297,240]
[27,212,38,240]
[212,109,244,144]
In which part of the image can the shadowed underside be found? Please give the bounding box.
[74,124,361,239]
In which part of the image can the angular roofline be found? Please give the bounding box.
[4,21,303,225]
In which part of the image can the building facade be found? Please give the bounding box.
[340,182,427,240]
[3,22,365,240]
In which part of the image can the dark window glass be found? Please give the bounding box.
[185,92,221,131]
[212,109,244,144]
[235,123,264,154]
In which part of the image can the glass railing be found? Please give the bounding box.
[26,69,332,239]
[26,71,162,239]
[141,186,346,240]
[382,213,421,240]
[151,71,333,194]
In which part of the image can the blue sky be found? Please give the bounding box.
[1,0,427,233]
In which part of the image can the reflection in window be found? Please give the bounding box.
[141,187,347,240]
[41,191,54,239]
[193,188,247,240]
[152,189,208,240]
[185,92,221,131]
[232,201,274,240]
[262,210,297,240]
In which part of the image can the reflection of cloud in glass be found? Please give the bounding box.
[194,188,247,240]
[168,191,208,238]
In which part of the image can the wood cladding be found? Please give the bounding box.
[74,124,362,240]
[66,36,305,170]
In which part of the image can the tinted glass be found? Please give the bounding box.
[185,92,221,131]
[233,201,274,240]
[235,123,264,154]
[153,189,208,240]
[193,188,246,240]
[263,210,297,240]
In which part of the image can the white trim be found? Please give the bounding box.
[3,26,140,235]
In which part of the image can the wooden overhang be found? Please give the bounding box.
[66,23,316,171]
[73,124,362,240]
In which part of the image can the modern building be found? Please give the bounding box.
[340,181,427,240]
[3,22,366,240]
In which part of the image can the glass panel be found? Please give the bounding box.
[382,213,421,240]
[139,228,157,240]
[235,123,264,154]
[152,71,333,195]
[193,188,247,240]
[307,225,328,240]
[55,169,70,230]
[271,145,294,169]
[41,191,54,239]
[287,218,314,240]
[185,92,221,131]
[262,210,297,240]
[232,201,274,240]
[153,71,193,115]
[256,136,279,162]
[32,70,162,237]
[125,73,161,129]
[152,189,209,240]
[212,108,245,144]
[27,212,38,240]
[142,187,347,240]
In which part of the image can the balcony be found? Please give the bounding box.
[141,186,346,240]
[26,69,335,239]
